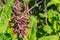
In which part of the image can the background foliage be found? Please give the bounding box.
[0,0,60,40]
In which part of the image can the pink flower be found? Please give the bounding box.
[23,8,28,14]
[24,26,30,29]
[21,30,27,35]
[13,29,17,34]
[24,17,30,21]
[19,20,24,25]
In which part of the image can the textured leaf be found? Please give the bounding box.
[47,9,58,23]
[47,9,57,18]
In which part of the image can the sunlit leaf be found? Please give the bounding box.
[47,2,53,8]
[26,16,37,40]
[38,35,59,40]
[53,21,57,32]
[51,0,60,5]
[0,0,14,33]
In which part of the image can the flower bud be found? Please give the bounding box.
[21,30,27,35]
[24,26,30,29]
[24,17,30,21]
[13,29,17,34]
[19,20,24,25]
[23,8,28,14]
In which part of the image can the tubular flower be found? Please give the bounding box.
[23,8,28,14]
[24,17,30,21]
[21,30,27,36]
[24,26,30,29]
[13,29,17,34]
[19,20,24,25]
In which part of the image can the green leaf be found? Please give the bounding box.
[12,34,18,40]
[57,4,60,12]
[7,28,18,40]
[43,25,53,34]
[38,35,59,40]
[39,13,46,18]
[47,2,53,8]
[58,14,60,20]
[51,0,60,5]
[10,23,14,26]
[53,21,57,32]
[47,9,58,23]
[47,9,57,18]
[0,0,14,34]
[26,16,37,40]
[0,33,11,40]
[7,28,14,37]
